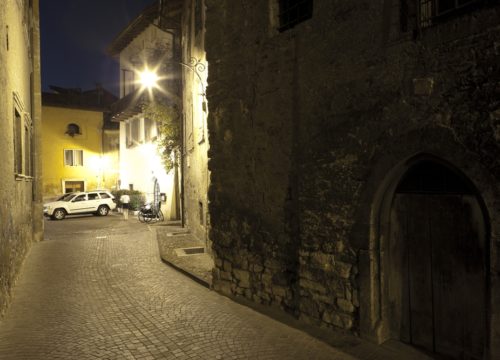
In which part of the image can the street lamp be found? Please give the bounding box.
[139,68,159,90]
[137,58,206,95]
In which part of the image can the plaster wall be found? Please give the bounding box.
[116,23,178,217]
[41,105,108,198]
[118,24,174,98]
[102,129,120,191]
[181,0,210,244]
[118,116,173,214]
[205,0,500,355]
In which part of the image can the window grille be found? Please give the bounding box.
[279,0,313,32]
[419,0,483,28]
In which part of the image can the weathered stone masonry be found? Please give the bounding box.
[205,0,500,355]
[0,1,43,316]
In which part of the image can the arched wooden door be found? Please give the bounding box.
[389,160,487,359]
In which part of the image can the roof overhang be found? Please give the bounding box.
[110,90,146,122]
[107,0,183,57]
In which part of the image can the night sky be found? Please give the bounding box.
[40,0,155,96]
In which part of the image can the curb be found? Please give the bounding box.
[160,257,211,289]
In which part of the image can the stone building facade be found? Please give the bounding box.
[205,1,500,359]
[0,0,42,315]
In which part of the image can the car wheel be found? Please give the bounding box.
[52,208,66,220]
[97,205,109,216]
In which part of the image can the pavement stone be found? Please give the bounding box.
[0,214,432,359]
[155,224,212,287]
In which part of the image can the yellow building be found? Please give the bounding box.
[42,86,118,200]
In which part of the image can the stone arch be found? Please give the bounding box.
[353,146,498,353]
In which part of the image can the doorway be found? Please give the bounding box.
[388,160,487,359]
[63,180,84,193]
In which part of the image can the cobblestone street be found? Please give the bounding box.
[0,215,429,360]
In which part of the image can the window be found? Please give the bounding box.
[99,192,111,199]
[24,118,31,175]
[14,109,22,174]
[199,201,204,226]
[88,193,99,200]
[126,118,141,148]
[122,69,135,96]
[132,118,140,143]
[64,149,84,166]
[73,194,86,202]
[419,0,483,28]
[194,0,203,35]
[278,0,313,31]
[144,117,157,142]
[13,93,33,177]
[65,123,81,137]
[126,122,132,147]
[64,180,84,193]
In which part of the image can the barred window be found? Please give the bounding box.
[279,0,313,32]
[419,0,483,28]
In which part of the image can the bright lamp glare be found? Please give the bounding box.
[140,69,158,89]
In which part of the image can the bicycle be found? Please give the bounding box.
[138,203,164,223]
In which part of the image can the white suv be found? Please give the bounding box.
[44,191,116,220]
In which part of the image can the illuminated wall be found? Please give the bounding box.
[0,0,42,315]
[115,22,178,218]
[118,115,172,205]
[41,105,118,198]
[181,0,210,245]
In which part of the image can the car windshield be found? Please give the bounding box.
[57,193,75,202]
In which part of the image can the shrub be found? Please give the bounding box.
[111,189,145,211]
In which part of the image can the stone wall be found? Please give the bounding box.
[0,0,42,316]
[205,0,500,353]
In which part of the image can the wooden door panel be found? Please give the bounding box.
[392,194,485,359]
[406,195,434,351]
[460,196,486,360]
[429,195,464,359]
[389,196,410,341]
